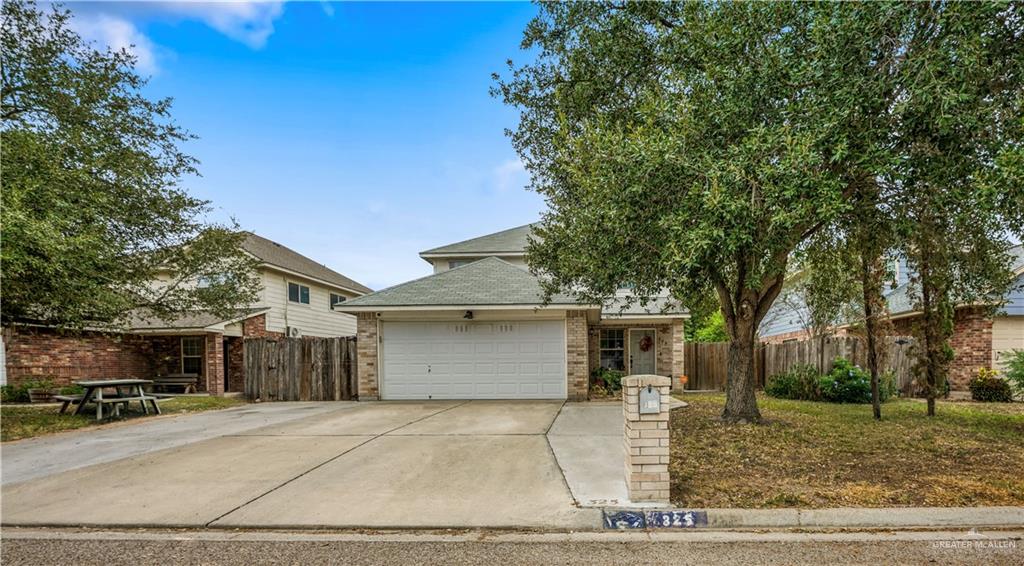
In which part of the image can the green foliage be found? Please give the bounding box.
[591,367,624,393]
[819,358,873,404]
[692,311,728,343]
[1,384,30,403]
[1001,350,1024,398]
[969,369,1013,403]
[1,0,260,330]
[59,384,85,396]
[766,359,897,404]
[765,364,821,401]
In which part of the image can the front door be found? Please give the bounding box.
[629,329,656,375]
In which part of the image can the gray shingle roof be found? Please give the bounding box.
[338,257,581,308]
[886,244,1023,316]
[242,233,371,294]
[420,224,535,256]
[127,307,269,331]
[603,294,688,317]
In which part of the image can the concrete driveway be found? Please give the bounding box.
[1,401,605,530]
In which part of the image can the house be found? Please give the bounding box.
[3,233,371,395]
[759,245,1024,391]
[336,224,688,400]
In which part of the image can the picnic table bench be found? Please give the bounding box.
[151,373,200,394]
[71,379,162,420]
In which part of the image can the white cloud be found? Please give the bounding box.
[161,1,285,49]
[71,13,159,74]
[493,158,526,193]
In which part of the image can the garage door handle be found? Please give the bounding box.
[427,365,431,373]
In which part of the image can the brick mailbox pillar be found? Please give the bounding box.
[623,374,671,503]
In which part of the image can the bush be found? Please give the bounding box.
[819,358,873,404]
[969,368,1013,402]
[765,364,821,400]
[59,384,85,396]
[1,384,31,403]
[1001,349,1024,399]
[591,367,624,392]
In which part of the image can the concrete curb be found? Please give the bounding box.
[625,506,1024,530]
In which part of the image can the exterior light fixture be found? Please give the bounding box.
[463,310,474,320]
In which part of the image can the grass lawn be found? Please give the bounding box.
[0,396,247,442]
[670,393,1024,508]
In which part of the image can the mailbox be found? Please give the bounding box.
[639,384,661,414]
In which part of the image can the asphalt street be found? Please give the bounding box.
[2,529,1020,565]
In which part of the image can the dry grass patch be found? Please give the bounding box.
[1,396,247,442]
[670,393,1024,508]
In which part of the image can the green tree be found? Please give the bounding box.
[496,2,901,421]
[1,0,259,330]
[886,2,1023,417]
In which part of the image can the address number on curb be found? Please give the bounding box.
[603,509,708,529]
[646,510,708,528]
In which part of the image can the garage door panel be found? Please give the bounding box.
[381,321,566,400]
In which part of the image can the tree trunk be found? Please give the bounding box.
[722,316,761,423]
[861,253,882,420]
[921,265,938,417]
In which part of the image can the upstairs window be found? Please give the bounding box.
[599,329,626,371]
[330,293,346,307]
[288,282,310,304]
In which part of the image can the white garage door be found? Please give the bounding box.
[380,320,566,400]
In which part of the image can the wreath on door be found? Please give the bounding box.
[638,335,654,353]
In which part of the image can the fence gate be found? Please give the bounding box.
[244,336,357,401]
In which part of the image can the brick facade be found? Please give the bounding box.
[890,307,993,391]
[3,313,277,395]
[566,310,590,401]
[587,322,684,383]
[3,326,154,387]
[356,312,379,400]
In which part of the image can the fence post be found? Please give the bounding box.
[623,374,671,504]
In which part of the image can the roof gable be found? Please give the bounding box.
[419,224,536,257]
[339,257,580,308]
[241,233,371,294]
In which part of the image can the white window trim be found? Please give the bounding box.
[287,281,312,306]
[599,328,626,371]
[180,336,204,374]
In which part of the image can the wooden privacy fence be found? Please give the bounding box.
[684,336,916,392]
[244,336,357,401]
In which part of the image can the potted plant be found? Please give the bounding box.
[26,379,57,404]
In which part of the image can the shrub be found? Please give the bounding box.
[591,367,624,392]
[765,364,821,400]
[819,358,872,404]
[1001,349,1024,399]
[59,384,85,396]
[0,383,31,403]
[969,368,1013,402]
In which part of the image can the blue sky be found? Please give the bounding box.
[61,1,543,290]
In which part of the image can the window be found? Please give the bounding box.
[181,337,204,375]
[197,273,227,288]
[330,293,346,307]
[288,282,310,304]
[448,260,473,270]
[599,329,626,371]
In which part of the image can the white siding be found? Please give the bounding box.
[992,316,1024,372]
[258,269,359,337]
[430,256,527,273]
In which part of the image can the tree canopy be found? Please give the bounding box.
[1,0,259,330]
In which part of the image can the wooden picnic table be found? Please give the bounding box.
[71,379,160,420]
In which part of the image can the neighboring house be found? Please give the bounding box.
[759,245,1024,391]
[3,233,371,395]
[337,224,688,401]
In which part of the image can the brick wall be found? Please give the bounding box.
[356,313,379,400]
[890,307,993,391]
[671,319,685,388]
[566,310,589,400]
[242,314,284,339]
[3,326,153,387]
[226,336,244,392]
[204,333,224,396]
